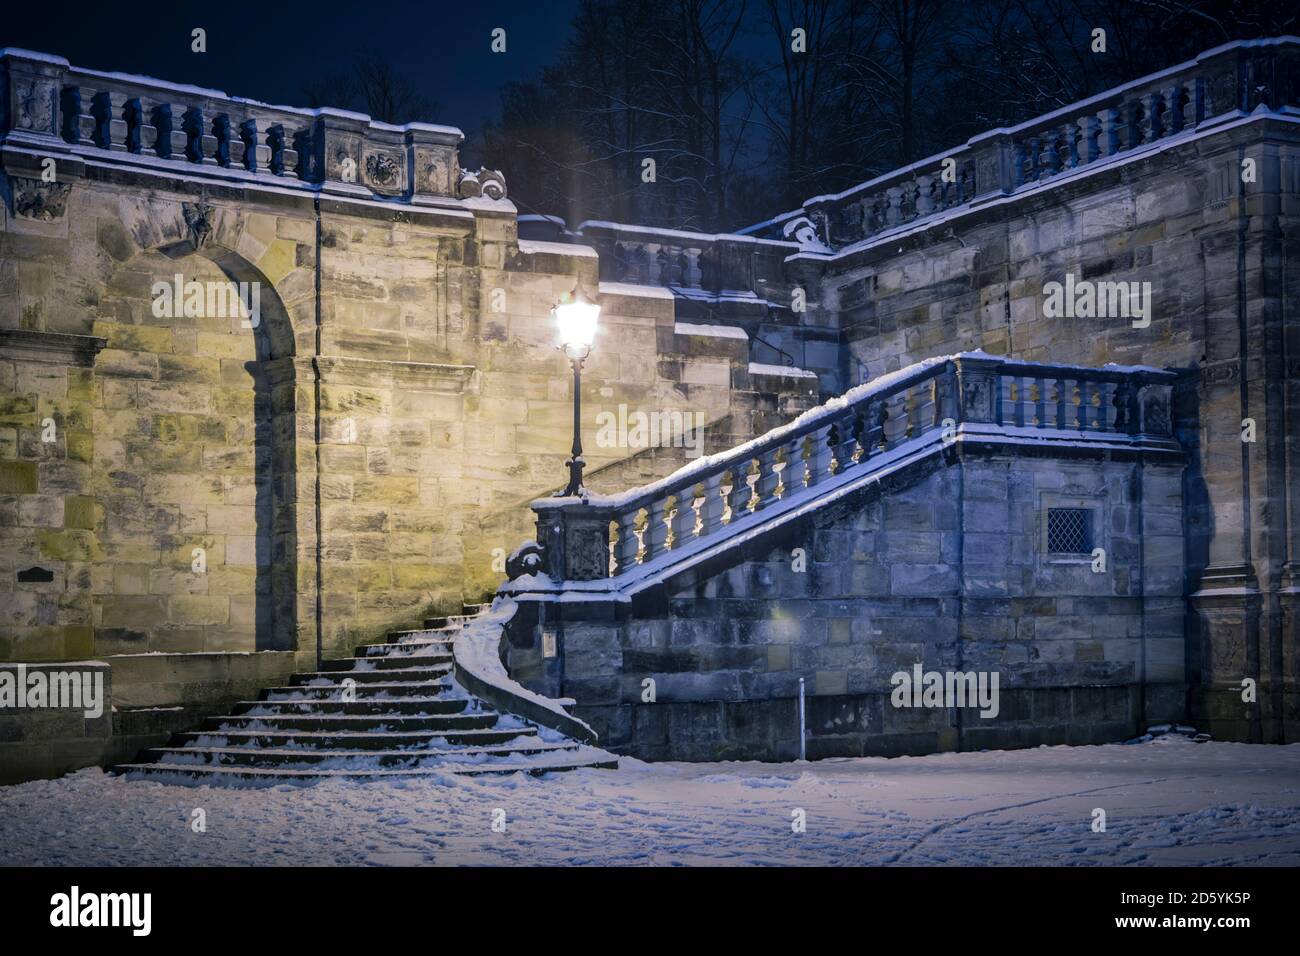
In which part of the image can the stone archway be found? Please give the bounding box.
[91,197,312,656]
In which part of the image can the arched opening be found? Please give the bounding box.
[94,229,300,655]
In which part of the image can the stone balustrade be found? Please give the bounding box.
[0,48,477,204]
[752,36,1300,249]
[550,221,798,295]
[530,353,1180,582]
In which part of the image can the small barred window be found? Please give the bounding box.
[1047,508,1093,554]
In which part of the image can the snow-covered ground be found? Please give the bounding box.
[2,737,1298,866]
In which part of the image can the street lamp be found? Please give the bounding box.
[553,289,600,497]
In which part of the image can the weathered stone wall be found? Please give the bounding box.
[510,452,1185,760]
[0,144,819,743]
[815,118,1300,743]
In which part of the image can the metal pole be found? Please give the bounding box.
[561,354,586,496]
[798,677,806,761]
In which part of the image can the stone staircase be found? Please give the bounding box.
[111,607,618,784]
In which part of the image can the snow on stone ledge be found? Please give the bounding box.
[517,239,598,259]
[598,281,675,300]
[748,362,819,379]
[676,322,748,340]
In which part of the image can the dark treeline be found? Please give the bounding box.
[471,0,1296,232]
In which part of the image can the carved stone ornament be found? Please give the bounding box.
[457,166,507,200]
[182,202,215,249]
[505,540,546,580]
[962,376,994,422]
[782,215,831,253]
[15,79,55,133]
[1142,389,1171,435]
[566,525,610,581]
[364,152,401,188]
[10,176,72,221]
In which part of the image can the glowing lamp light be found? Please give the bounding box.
[553,289,600,497]
[554,292,600,359]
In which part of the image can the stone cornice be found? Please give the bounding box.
[0,329,106,366]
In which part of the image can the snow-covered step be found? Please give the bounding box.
[319,654,451,672]
[109,604,619,785]
[207,712,500,733]
[263,679,452,700]
[289,664,451,685]
[141,740,586,768]
[357,639,453,658]
[231,697,469,717]
[168,726,539,750]
[114,754,614,784]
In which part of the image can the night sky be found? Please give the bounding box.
[0,0,582,135]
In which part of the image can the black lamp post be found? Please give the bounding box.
[553,290,600,497]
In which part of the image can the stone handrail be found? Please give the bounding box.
[451,599,600,745]
[0,48,498,205]
[752,36,1300,250]
[530,352,1180,582]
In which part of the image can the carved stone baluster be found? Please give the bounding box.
[132,97,157,155]
[805,423,835,487]
[1162,84,1184,135]
[102,90,128,151]
[614,509,641,572]
[240,119,268,172]
[915,174,934,216]
[1124,100,1143,149]
[1034,376,1046,427]
[1023,136,1041,182]
[1076,379,1089,430]
[697,472,727,538]
[1096,381,1113,431]
[884,186,903,226]
[685,247,703,288]
[1041,132,1059,174]
[1142,92,1162,142]
[73,86,98,147]
[152,104,183,160]
[1060,123,1078,169]
[183,107,217,164]
[669,486,697,548]
[1097,108,1119,157]
[726,464,754,521]
[267,124,286,175]
[753,447,783,509]
[1077,114,1099,165]
[214,114,234,167]
[829,412,860,474]
[643,497,670,561]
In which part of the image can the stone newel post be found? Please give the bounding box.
[954,354,1002,424]
[533,499,615,582]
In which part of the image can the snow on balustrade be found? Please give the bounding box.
[526,353,1180,585]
